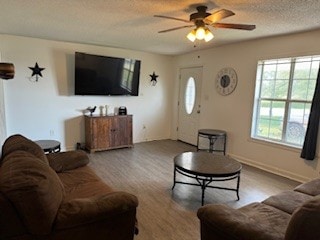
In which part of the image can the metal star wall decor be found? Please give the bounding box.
[149,71,158,86]
[29,62,45,81]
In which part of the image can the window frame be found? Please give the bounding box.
[251,55,319,148]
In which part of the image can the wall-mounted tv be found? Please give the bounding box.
[75,52,141,96]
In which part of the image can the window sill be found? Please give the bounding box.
[249,137,302,153]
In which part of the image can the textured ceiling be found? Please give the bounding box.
[0,0,320,55]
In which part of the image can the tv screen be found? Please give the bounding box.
[75,52,140,96]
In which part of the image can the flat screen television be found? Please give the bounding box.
[74,52,141,96]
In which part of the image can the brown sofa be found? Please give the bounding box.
[0,134,138,240]
[197,177,320,240]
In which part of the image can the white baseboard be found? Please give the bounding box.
[228,153,310,183]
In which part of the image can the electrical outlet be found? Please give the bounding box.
[50,130,54,136]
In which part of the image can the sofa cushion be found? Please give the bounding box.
[285,195,320,240]
[198,202,291,240]
[47,150,89,172]
[55,191,138,230]
[262,190,313,214]
[0,150,64,235]
[1,134,48,165]
[58,166,114,201]
[294,178,320,196]
[239,202,291,240]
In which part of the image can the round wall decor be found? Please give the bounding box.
[216,67,238,96]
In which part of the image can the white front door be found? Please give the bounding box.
[178,67,202,145]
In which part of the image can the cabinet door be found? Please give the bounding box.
[126,116,133,145]
[111,116,132,147]
[92,117,112,149]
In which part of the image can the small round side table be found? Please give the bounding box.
[35,140,61,154]
[197,129,227,155]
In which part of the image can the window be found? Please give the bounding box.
[251,55,320,147]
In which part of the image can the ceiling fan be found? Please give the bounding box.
[154,5,256,42]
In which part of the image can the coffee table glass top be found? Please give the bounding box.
[174,152,242,177]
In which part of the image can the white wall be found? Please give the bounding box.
[173,29,320,182]
[0,35,174,150]
[2,30,320,182]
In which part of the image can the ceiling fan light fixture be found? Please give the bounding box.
[195,27,205,40]
[187,27,214,42]
[204,29,214,42]
[156,6,256,43]
[187,29,196,42]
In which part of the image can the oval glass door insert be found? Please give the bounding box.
[185,77,196,114]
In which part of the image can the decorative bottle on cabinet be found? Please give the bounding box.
[85,115,133,153]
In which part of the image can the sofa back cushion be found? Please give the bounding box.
[0,150,64,235]
[1,134,48,164]
[285,195,320,240]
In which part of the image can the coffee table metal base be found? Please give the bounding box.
[172,167,240,205]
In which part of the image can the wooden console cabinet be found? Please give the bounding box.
[85,115,133,153]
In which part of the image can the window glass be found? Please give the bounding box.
[251,55,319,147]
[185,77,196,114]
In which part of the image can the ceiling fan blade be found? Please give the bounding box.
[154,15,190,23]
[212,23,256,30]
[204,9,235,24]
[158,25,194,33]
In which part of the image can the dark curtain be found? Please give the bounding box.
[301,67,320,160]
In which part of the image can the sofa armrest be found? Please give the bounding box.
[47,150,89,172]
[197,204,276,240]
[285,195,320,240]
[55,191,138,230]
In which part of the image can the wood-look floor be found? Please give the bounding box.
[88,140,300,240]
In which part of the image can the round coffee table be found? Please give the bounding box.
[172,151,242,205]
